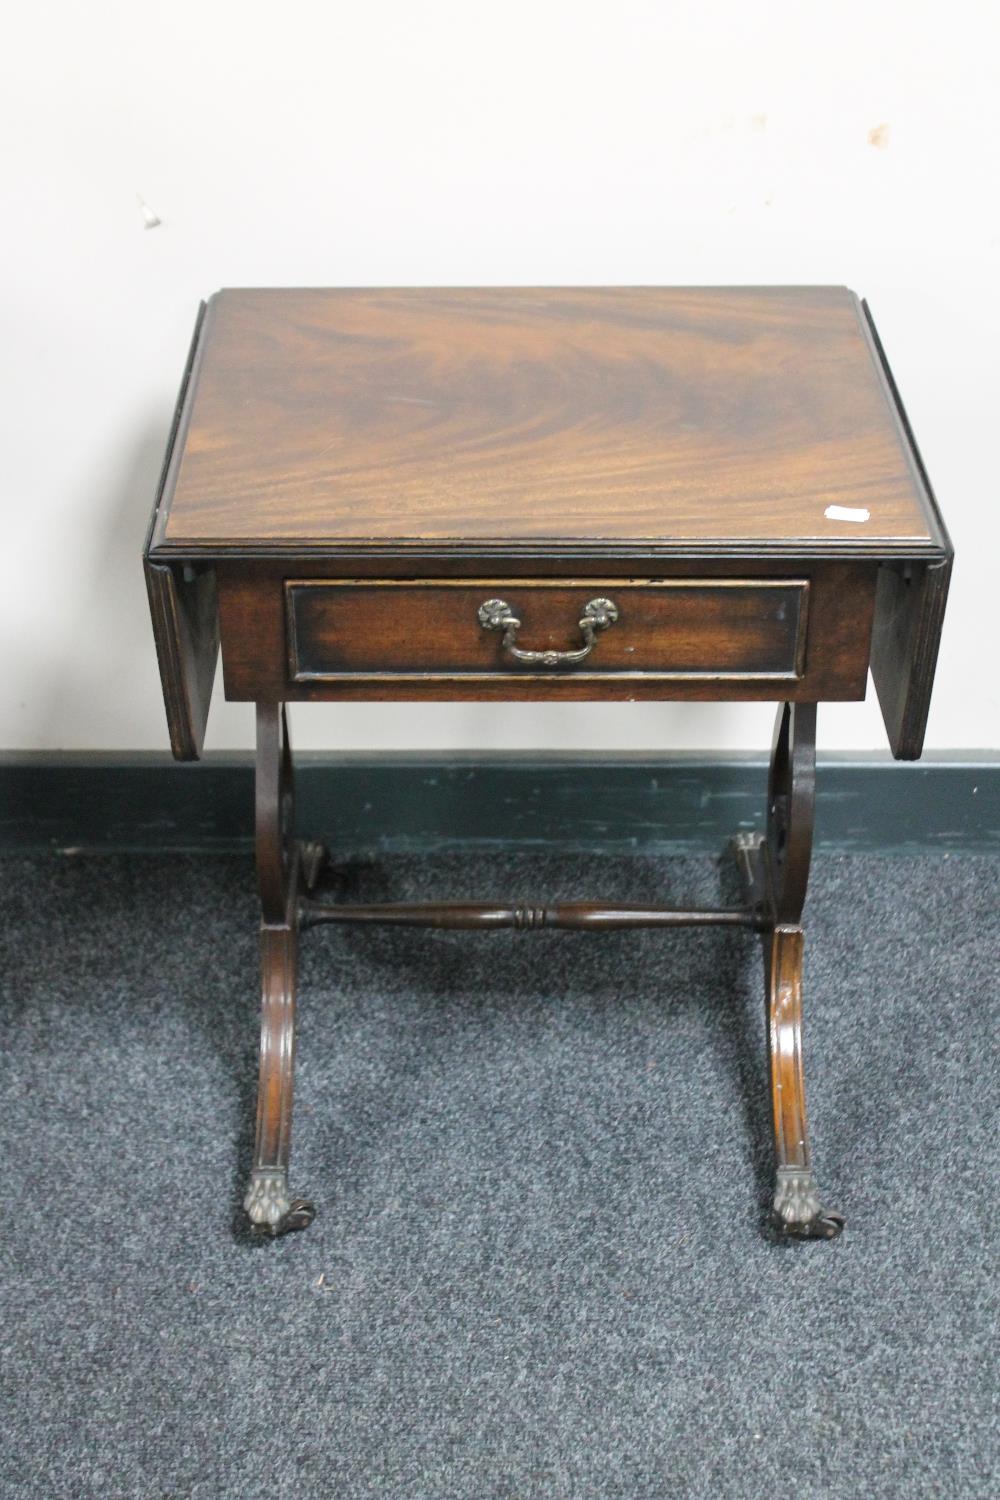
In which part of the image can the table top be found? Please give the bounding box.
[149,286,945,560]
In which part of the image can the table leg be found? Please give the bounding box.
[737,702,844,1241]
[243,702,317,1236]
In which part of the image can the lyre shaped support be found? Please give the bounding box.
[242,697,844,1244]
[740,703,844,1240]
[243,703,319,1236]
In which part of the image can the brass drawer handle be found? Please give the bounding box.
[477,596,619,667]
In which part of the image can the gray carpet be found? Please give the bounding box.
[0,849,997,1498]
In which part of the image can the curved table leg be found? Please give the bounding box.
[243,702,316,1236]
[766,924,844,1240]
[737,702,844,1241]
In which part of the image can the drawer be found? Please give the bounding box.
[284,578,809,682]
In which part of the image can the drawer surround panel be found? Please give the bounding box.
[284,578,810,683]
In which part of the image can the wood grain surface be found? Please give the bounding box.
[154,287,938,554]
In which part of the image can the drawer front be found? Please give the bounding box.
[284,578,809,682]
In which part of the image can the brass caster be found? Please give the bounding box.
[770,1167,845,1242]
[771,1208,845,1241]
[244,1168,316,1237]
[258,1198,316,1238]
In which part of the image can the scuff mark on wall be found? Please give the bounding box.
[136,194,162,229]
[867,122,890,149]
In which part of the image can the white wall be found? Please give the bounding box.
[3,0,997,754]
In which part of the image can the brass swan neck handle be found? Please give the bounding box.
[477,596,619,667]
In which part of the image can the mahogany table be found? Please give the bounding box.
[144,287,951,1241]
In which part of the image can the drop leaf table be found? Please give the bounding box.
[144,287,951,1240]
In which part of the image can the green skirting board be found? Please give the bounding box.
[0,754,996,855]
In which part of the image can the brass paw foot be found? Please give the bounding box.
[771,1167,845,1241]
[244,1168,316,1237]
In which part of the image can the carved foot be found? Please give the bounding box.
[771,1167,845,1241]
[244,1168,316,1237]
